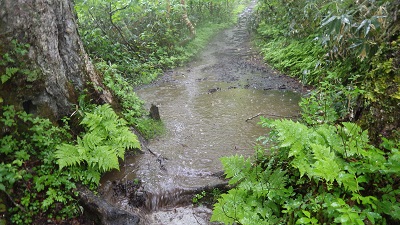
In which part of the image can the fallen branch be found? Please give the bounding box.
[3,190,26,213]
[245,113,298,122]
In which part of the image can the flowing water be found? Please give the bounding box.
[100,1,305,224]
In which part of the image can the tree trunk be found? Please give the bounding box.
[181,0,196,39]
[0,0,113,122]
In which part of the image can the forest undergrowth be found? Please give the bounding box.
[0,0,249,224]
[1,0,399,224]
[211,0,400,224]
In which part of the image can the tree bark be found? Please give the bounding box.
[181,0,196,39]
[76,184,140,225]
[0,0,113,121]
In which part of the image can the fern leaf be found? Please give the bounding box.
[221,155,252,185]
[81,168,101,185]
[274,120,302,147]
[114,129,141,149]
[81,113,102,131]
[81,132,104,150]
[271,119,309,157]
[311,143,341,183]
[315,124,342,153]
[55,144,83,170]
[211,189,246,224]
[89,146,119,172]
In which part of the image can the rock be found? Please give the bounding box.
[149,104,160,120]
[207,87,221,94]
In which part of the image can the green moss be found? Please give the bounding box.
[135,117,165,140]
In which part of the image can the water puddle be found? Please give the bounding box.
[134,81,301,190]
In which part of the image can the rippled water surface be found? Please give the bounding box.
[102,73,301,208]
[100,1,304,223]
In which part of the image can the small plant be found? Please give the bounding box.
[0,40,29,84]
[0,105,78,224]
[0,40,40,84]
[55,104,141,185]
[192,191,206,205]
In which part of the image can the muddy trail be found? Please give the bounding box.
[99,1,305,224]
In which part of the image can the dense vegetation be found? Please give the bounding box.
[1,0,399,224]
[75,0,241,85]
[74,0,246,136]
[211,0,400,224]
[0,0,246,223]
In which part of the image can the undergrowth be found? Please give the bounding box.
[212,118,400,224]
[211,0,400,224]
[0,104,140,224]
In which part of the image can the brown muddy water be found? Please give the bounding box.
[100,1,306,224]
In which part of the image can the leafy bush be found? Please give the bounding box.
[255,0,400,142]
[256,31,325,84]
[211,118,400,224]
[0,103,141,224]
[56,104,141,185]
[0,105,78,224]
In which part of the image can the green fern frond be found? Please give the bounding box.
[271,120,310,157]
[55,104,140,185]
[55,144,83,170]
[80,168,101,185]
[114,129,141,149]
[89,145,119,172]
[81,132,104,150]
[311,143,341,183]
[81,113,102,131]
[221,155,252,185]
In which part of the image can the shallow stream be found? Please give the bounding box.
[100,1,305,224]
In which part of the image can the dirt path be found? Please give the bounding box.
[153,1,304,93]
[101,1,304,224]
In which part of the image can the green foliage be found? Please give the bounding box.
[300,80,365,126]
[0,40,40,84]
[212,118,400,224]
[255,0,399,142]
[319,1,389,60]
[56,104,141,184]
[95,61,146,118]
[192,191,206,204]
[256,33,325,84]
[75,0,243,85]
[1,103,141,223]
[0,105,79,224]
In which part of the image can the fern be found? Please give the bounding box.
[55,143,84,169]
[212,119,400,224]
[55,104,140,184]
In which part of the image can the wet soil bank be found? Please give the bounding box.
[99,1,306,224]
